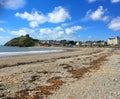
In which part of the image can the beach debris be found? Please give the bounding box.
[69,55,108,79]
[29,75,41,83]
[6,76,65,99]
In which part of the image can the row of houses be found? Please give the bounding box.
[39,40,76,47]
[39,36,120,47]
[39,40,107,47]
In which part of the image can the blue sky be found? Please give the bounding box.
[0,0,120,45]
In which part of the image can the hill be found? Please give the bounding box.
[4,34,39,47]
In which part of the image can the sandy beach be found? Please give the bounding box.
[0,48,120,99]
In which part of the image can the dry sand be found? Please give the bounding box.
[0,48,120,99]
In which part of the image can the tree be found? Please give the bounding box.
[60,40,67,46]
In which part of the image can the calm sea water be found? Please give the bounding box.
[0,45,64,57]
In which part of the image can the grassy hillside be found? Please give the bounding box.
[4,35,39,47]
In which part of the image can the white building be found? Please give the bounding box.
[108,36,120,45]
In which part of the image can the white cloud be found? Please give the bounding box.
[10,29,27,36]
[39,25,83,39]
[54,26,63,31]
[88,0,97,3]
[39,26,64,40]
[39,26,80,40]
[83,6,109,21]
[40,28,52,35]
[61,22,76,27]
[111,0,120,3]
[0,36,10,45]
[65,26,83,34]
[10,28,34,36]
[61,23,68,27]
[48,6,71,23]
[15,11,47,28]
[0,0,26,10]
[88,36,92,39]
[108,17,120,31]
[7,25,83,41]
[87,0,120,3]
[0,28,5,32]
[15,6,71,28]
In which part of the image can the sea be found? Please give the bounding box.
[0,45,64,57]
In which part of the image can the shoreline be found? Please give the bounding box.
[0,46,85,58]
[0,49,65,58]
[0,48,106,68]
[0,46,68,58]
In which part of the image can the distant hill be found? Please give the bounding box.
[4,34,39,47]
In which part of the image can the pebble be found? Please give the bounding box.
[0,93,4,98]
[0,85,5,90]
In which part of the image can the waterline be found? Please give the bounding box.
[0,46,64,57]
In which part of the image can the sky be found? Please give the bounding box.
[0,0,120,45]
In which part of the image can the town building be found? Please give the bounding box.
[107,36,120,45]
